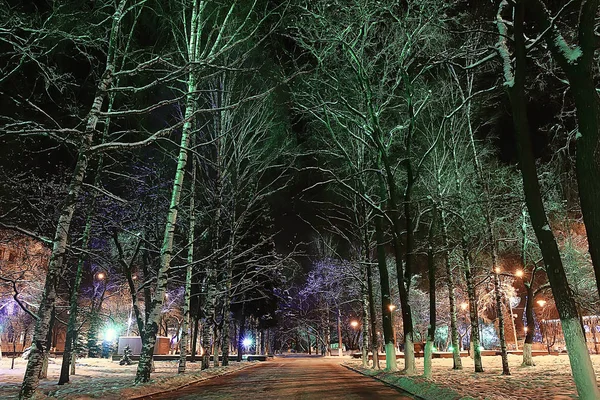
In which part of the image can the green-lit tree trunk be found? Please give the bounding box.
[374,167,397,372]
[424,211,436,379]
[134,0,200,382]
[366,257,379,369]
[525,0,600,300]
[451,69,484,373]
[440,205,462,369]
[498,3,600,397]
[521,207,536,367]
[178,162,196,374]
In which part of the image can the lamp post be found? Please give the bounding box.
[337,309,343,357]
[389,304,397,350]
[350,320,359,352]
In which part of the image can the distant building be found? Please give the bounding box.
[0,230,59,354]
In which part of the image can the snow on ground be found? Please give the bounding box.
[348,354,600,400]
[0,356,254,399]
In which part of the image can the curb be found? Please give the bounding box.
[127,362,261,399]
[341,363,426,400]
[342,363,471,400]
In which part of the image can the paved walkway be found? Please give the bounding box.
[141,355,414,399]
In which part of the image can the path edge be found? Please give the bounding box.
[126,362,261,400]
[341,363,475,400]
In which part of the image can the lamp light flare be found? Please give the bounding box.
[96,272,105,280]
[350,320,359,328]
[537,299,547,307]
[242,338,252,347]
[524,326,528,332]
[494,267,501,274]
[388,304,396,312]
[460,302,468,311]
[104,328,117,342]
[515,269,524,278]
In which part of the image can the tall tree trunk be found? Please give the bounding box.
[337,309,343,357]
[190,307,200,362]
[521,207,536,367]
[440,202,462,369]
[526,0,600,300]
[374,177,397,371]
[498,3,600,397]
[366,256,379,369]
[39,306,55,380]
[178,162,196,374]
[134,0,199,381]
[424,212,436,379]
[59,150,106,384]
[17,1,124,391]
[361,264,370,368]
[237,307,245,362]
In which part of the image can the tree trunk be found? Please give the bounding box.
[492,269,510,375]
[190,309,200,362]
[337,309,343,357]
[134,0,200,382]
[17,3,121,390]
[237,304,245,362]
[361,264,370,368]
[366,257,379,369]
[526,0,600,301]
[178,162,196,374]
[39,307,55,380]
[440,203,462,370]
[499,3,600,397]
[424,212,436,379]
[374,187,397,371]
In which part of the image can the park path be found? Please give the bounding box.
[140,355,414,399]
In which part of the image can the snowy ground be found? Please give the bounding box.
[348,353,600,399]
[0,356,253,399]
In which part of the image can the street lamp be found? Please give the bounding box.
[515,269,524,278]
[96,272,105,280]
[460,302,468,311]
[388,304,397,350]
[537,299,547,307]
[350,320,359,329]
[494,267,501,274]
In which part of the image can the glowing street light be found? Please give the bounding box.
[515,269,524,278]
[460,302,468,311]
[350,320,359,329]
[537,299,547,307]
[494,267,501,274]
[242,337,252,349]
[104,328,117,342]
[389,304,396,312]
[524,326,528,332]
[96,272,105,280]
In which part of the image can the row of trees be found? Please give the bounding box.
[283,1,600,399]
[1,1,296,398]
[3,1,600,399]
